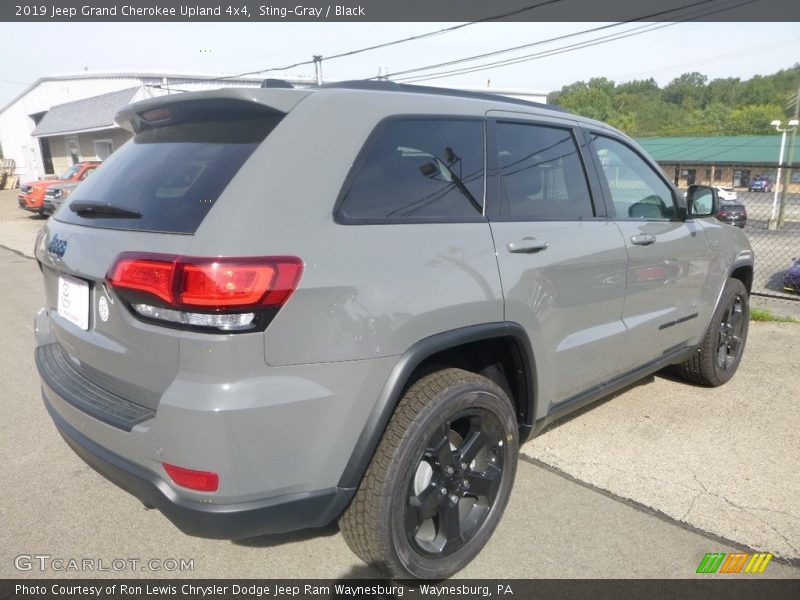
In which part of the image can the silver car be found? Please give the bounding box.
[42,181,81,215]
[34,82,753,578]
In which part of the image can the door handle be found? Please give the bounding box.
[630,234,656,246]
[507,238,549,253]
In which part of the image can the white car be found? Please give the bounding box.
[715,186,738,202]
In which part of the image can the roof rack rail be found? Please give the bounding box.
[260,79,294,89]
[316,80,564,112]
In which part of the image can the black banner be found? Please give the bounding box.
[3,0,800,22]
[3,579,800,600]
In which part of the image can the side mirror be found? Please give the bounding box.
[686,185,718,218]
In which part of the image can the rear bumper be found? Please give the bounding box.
[33,305,391,539]
[43,392,353,539]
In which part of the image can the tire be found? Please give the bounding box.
[339,368,518,579]
[677,277,749,386]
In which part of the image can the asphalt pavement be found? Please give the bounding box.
[0,190,798,579]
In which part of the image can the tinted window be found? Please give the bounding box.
[495,122,593,220]
[56,115,282,234]
[339,119,484,221]
[591,135,675,220]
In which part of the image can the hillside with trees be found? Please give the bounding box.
[547,64,799,137]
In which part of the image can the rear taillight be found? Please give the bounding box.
[107,253,302,332]
[163,463,219,492]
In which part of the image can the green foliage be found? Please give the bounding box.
[750,308,799,323]
[549,64,800,137]
[728,104,786,134]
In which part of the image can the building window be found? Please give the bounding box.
[93,139,114,161]
[733,169,750,187]
[65,137,81,164]
[705,168,711,180]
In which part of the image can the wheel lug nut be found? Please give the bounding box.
[462,479,469,488]
[439,486,447,495]
[460,462,467,470]
[449,494,459,504]
[444,466,454,475]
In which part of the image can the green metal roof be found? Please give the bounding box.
[635,136,800,165]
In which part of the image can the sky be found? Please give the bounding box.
[1,21,799,106]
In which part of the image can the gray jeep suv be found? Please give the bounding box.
[34,81,753,579]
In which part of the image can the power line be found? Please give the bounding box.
[188,0,568,84]
[379,0,723,82]
[392,0,757,84]
[0,78,30,86]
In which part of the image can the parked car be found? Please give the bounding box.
[33,82,753,579]
[784,258,800,294]
[714,186,738,202]
[748,176,773,193]
[19,161,100,214]
[716,201,747,228]
[42,182,82,215]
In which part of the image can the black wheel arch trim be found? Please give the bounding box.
[703,258,753,335]
[337,322,536,490]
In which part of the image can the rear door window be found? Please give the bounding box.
[337,119,485,222]
[495,122,595,220]
[56,114,282,234]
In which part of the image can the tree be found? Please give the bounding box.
[616,78,660,97]
[705,77,742,106]
[728,104,785,135]
[548,65,800,137]
[741,76,778,106]
[663,72,708,108]
[557,87,613,121]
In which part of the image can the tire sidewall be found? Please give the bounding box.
[708,279,749,385]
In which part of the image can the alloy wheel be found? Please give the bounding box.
[405,409,505,557]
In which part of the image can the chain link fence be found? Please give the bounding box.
[725,189,800,301]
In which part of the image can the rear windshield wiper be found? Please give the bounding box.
[69,201,142,219]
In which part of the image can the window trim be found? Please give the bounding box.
[582,129,685,222]
[333,115,488,225]
[484,117,606,223]
[92,138,114,161]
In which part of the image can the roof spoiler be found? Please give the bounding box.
[115,87,310,133]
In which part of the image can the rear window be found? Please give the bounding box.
[56,114,282,234]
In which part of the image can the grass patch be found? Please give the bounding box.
[751,307,799,323]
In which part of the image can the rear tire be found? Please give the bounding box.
[677,277,748,386]
[339,368,518,579]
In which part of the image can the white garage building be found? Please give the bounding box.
[0,71,548,181]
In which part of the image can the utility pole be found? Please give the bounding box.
[313,55,323,85]
[777,81,799,227]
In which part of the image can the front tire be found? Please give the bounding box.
[339,368,518,579]
[677,277,749,386]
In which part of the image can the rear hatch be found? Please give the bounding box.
[36,90,305,413]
